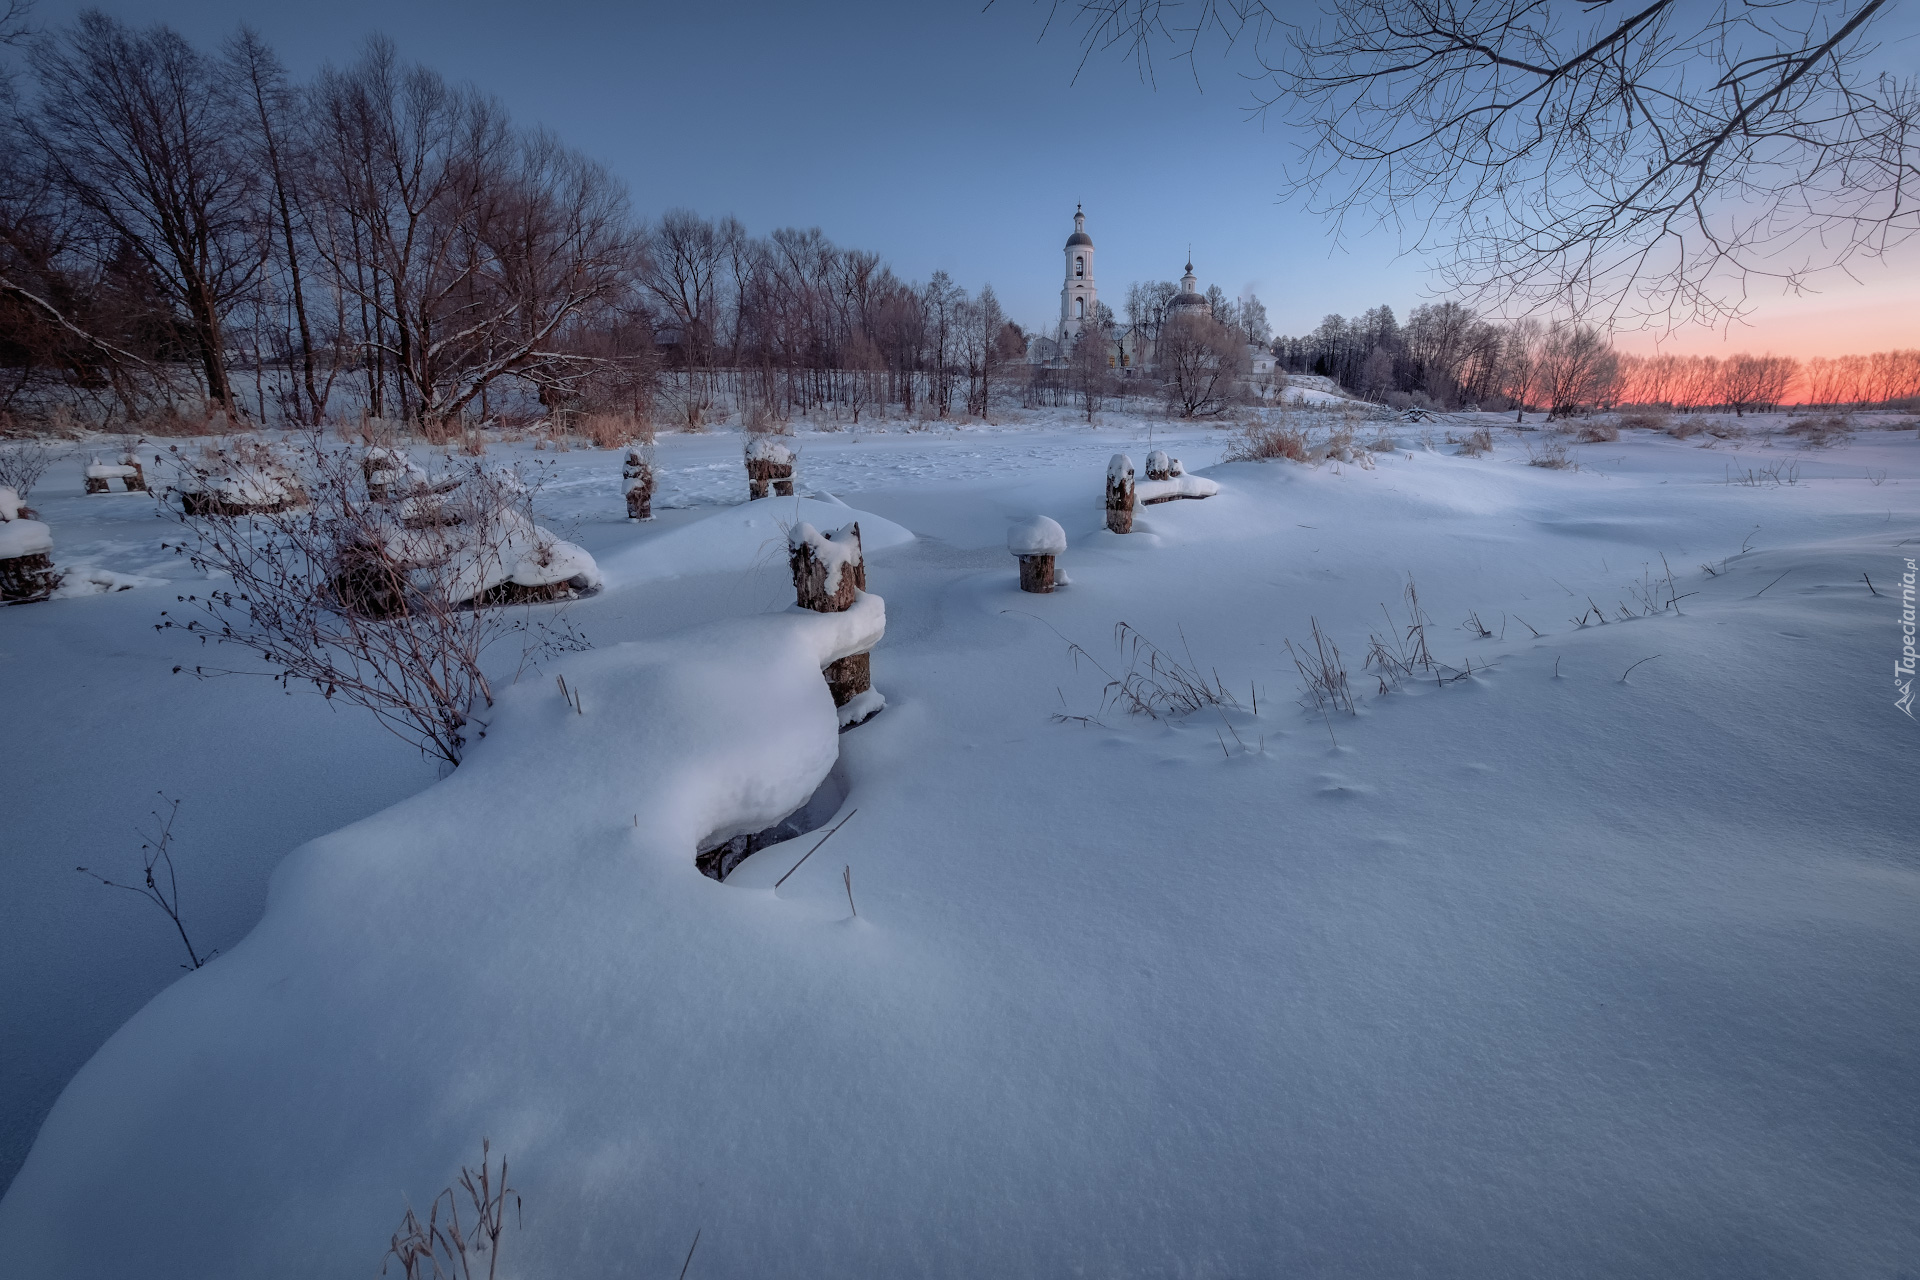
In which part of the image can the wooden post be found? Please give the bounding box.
[622,448,653,520]
[788,520,877,724]
[1105,454,1134,534]
[1145,449,1172,480]
[121,458,147,492]
[363,451,395,503]
[1017,555,1055,593]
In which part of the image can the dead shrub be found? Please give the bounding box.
[1576,421,1620,442]
[1526,436,1574,469]
[1619,409,1669,431]
[1450,428,1494,457]
[744,403,790,435]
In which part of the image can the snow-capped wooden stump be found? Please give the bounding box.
[1145,450,1179,481]
[363,448,413,503]
[789,520,882,728]
[83,459,144,494]
[1008,515,1066,594]
[746,438,795,500]
[0,508,57,603]
[1105,454,1135,534]
[622,449,653,521]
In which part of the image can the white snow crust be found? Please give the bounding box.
[4,414,1920,1279]
[0,486,22,520]
[1133,473,1220,504]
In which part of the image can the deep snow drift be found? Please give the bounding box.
[2,412,1917,1277]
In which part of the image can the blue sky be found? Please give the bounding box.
[20,0,1419,337]
[17,0,1920,352]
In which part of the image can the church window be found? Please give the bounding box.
[1075,256,1084,277]
[1074,298,1084,318]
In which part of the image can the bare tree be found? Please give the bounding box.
[1535,322,1618,419]
[1019,0,1917,327]
[27,12,266,412]
[1158,311,1246,417]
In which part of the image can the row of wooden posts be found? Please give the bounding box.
[1014,450,1210,595]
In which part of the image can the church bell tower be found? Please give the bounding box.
[1060,204,1096,342]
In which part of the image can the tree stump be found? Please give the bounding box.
[1145,450,1173,480]
[1007,515,1066,594]
[121,458,147,492]
[788,520,878,727]
[1105,454,1135,534]
[0,551,57,603]
[746,438,795,500]
[622,449,653,520]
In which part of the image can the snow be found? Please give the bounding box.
[746,436,794,465]
[82,463,137,480]
[603,496,911,586]
[1007,514,1066,556]
[1107,451,1132,481]
[3,411,1918,1278]
[0,486,24,520]
[0,518,52,559]
[1133,473,1220,504]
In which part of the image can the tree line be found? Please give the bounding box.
[0,12,1028,433]
[1274,303,1919,414]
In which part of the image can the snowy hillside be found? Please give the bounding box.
[2,411,1916,1277]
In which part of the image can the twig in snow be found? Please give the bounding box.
[1864,573,1880,596]
[678,1230,701,1280]
[773,809,858,890]
[1514,614,1543,638]
[843,865,856,917]
[76,794,212,970]
[1752,569,1791,597]
[1620,655,1662,683]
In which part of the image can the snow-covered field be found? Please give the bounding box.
[3,410,1917,1277]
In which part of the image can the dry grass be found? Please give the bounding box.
[1576,421,1620,442]
[1285,617,1355,718]
[1222,421,1309,462]
[1785,413,1851,448]
[1618,409,1670,431]
[579,410,653,450]
[385,1140,519,1280]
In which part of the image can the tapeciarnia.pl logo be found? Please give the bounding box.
[1899,558,1917,719]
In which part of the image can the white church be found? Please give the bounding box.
[1028,205,1275,379]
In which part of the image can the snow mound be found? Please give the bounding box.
[1007,515,1066,556]
[52,567,167,597]
[0,486,24,520]
[83,463,138,480]
[1107,453,1132,481]
[0,596,883,1276]
[601,497,911,587]
[0,518,52,559]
